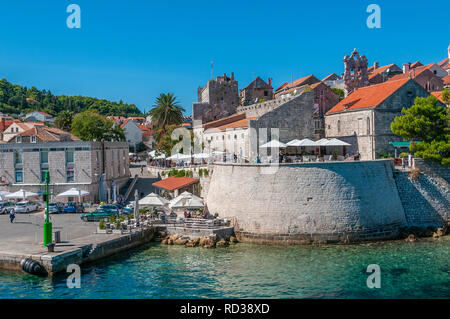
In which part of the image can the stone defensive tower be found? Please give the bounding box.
[193,73,239,123]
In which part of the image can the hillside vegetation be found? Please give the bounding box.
[0,78,143,117]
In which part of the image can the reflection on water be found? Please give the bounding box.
[1,237,449,299]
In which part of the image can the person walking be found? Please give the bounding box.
[401,156,406,170]
[9,208,15,223]
[140,165,144,175]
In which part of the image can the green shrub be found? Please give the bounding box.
[333,149,338,160]
[99,219,106,230]
[198,169,203,177]
[108,215,116,224]
[376,152,394,159]
[399,152,410,158]
[204,169,209,177]
[176,170,186,177]
[168,169,177,177]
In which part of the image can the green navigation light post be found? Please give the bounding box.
[43,171,52,247]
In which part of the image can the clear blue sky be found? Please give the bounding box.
[0,0,448,115]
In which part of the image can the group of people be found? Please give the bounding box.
[401,154,413,170]
[184,210,211,219]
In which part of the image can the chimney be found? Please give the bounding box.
[268,78,272,88]
[231,72,234,81]
[374,62,379,70]
[0,118,5,133]
[403,63,410,74]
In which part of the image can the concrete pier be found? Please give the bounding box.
[0,213,155,276]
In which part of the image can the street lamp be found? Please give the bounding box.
[43,171,52,247]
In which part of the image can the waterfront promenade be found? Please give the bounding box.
[0,213,155,276]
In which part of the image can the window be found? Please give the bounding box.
[264,91,268,96]
[40,150,49,163]
[66,149,74,163]
[41,169,48,183]
[337,120,341,134]
[14,150,22,164]
[117,150,120,174]
[31,136,36,143]
[16,136,21,143]
[315,120,321,130]
[66,166,74,183]
[357,118,363,135]
[234,135,237,139]
[367,117,371,135]
[15,168,23,183]
[15,127,18,133]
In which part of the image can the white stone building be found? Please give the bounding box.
[325,78,440,160]
[121,119,143,147]
[0,141,130,203]
[24,111,55,124]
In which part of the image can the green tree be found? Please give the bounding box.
[71,110,125,141]
[154,124,194,157]
[391,95,449,165]
[442,88,450,105]
[150,93,185,133]
[54,110,74,131]
[332,88,345,101]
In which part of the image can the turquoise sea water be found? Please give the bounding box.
[0,237,449,299]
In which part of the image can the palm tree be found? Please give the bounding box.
[150,93,185,132]
[54,110,74,131]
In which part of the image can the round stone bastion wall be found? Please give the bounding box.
[206,160,408,245]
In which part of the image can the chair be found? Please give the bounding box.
[302,156,309,162]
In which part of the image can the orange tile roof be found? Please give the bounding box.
[120,118,134,128]
[275,75,319,92]
[431,91,446,104]
[388,66,430,81]
[437,58,449,67]
[327,78,411,114]
[368,63,399,79]
[15,122,33,130]
[37,111,53,117]
[410,61,423,68]
[152,176,199,191]
[202,113,246,130]
[212,117,257,131]
[443,74,450,84]
[322,73,340,82]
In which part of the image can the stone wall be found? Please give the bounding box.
[248,92,315,160]
[206,160,407,244]
[413,158,450,185]
[236,95,297,118]
[394,171,449,228]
